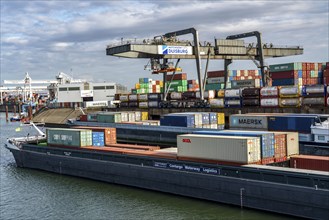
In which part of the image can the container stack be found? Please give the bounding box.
[187,80,200,92]
[302,85,326,107]
[269,62,325,87]
[205,70,225,91]
[224,89,241,108]
[229,69,262,89]
[323,62,329,85]
[47,128,93,147]
[278,86,300,107]
[260,86,279,107]
[166,73,188,92]
[133,78,163,94]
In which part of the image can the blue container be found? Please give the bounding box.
[160,114,195,128]
[92,131,105,146]
[193,130,275,159]
[298,70,302,78]
[209,112,217,124]
[272,78,295,86]
[267,115,320,133]
[201,113,210,125]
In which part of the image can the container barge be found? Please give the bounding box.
[4,125,329,219]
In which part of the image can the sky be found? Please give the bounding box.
[1,0,328,89]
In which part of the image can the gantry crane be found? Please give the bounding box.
[106,27,303,103]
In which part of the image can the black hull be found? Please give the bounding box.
[7,145,329,220]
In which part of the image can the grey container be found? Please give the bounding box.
[177,134,261,164]
[229,114,268,130]
[47,128,92,147]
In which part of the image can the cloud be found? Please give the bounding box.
[1,0,328,89]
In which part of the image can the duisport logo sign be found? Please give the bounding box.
[158,45,193,55]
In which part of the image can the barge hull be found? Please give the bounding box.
[8,146,329,219]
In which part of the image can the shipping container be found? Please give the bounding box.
[119,95,129,102]
[209,98,225,108]
[272,78,295,86]
[47,128,92,147]
[225,89,241,98]
[148,101,159,108]
[92,131,105,146]
[170,92,183,100]
[270,70,296,79]
[148,93,163,101]
[271,131,299,157]
[260,98,279,107]
[260,86,278,97]
[225,99,241,107]
[97,112,122,123]
[229,114,268,130]
[302,85,326,96]
[290,155,329,172]
[160,114,195,128]
[207,70,225,78]
[139,102,148,108]
[267,115,320,133]
[128,101,138,108]
[193,130,275,159]
[242,98,260,106]
[166,73,187,81]
[241,88,260,97]
[270,62,302,72]
[177,134,261,164]
[128,94,138,101]
[138,94,148,101]
[279,98,300,107]
[217,113,225,124]
[302,97,325,106]
[207,77,225,84]
[231,79,259,88]
[279,86,299,97]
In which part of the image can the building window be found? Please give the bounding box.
[59,88,67,91]
[94,86,106,90]
[68,87,80,91]
[106,85,115,90]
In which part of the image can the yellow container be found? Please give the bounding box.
[159,81,164,87]
[217,112,225,125]
[135,83,140,89]
[141,111,149,121]
[217,89,225,97]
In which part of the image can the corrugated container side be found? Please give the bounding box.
[273,133,286,158]
[47,128,92,147]
[272,132,299,157]
[217,113,225,125]
[209,98,225,108]
[290,155,329,172]
[92,131,105,146]
[229,115,268,130]
[177,134,261,164]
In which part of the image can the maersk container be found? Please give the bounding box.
[229,114,268,130]
[138,94,148,101]
[193,130,274,159]
[47,128,92,147]
[160,114,195,128]
[177,134,261,164]
[260,86,278,97]
[302,97,325,106]
[209,98,224,108]
[267,115,320,133]
[97,112,122,123]
[225,89,241,98]
[279,98,300,107]
[302,85,325,96]
[260,98,279,107]
[231,79,259,89]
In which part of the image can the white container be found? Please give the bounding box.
[209,98,224,108]
[148,101,159,108]
[304,85,324,94]
[207,77,225,84]
[225,89,240,98]
[135,111,142,121]
[260,98,278,107]
[260,86,278,97]
[196,90,216,99]
[279,86,299,97]
[279,98,300,107]
[85,101,108,108]
[170,92,183,100]
[229,114,268,130]
[138,94,148,101]
[303,97,325,105]
[139,102,148,108]
[129,94,138,101]
[177,134,261,164]
[119,95,129,102]
[120,112,129,122]
[128,112,136,122]
[225,99,241,106]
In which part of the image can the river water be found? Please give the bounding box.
[0,113,296,220]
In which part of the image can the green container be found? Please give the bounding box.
[47,128,92,147]
[167,80,187,87]
[131,89,137,94]
[270,62,302,72]
[205,83,222,91]
[97,113,122,123]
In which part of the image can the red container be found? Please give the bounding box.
[270,70,296,79]
[274,134,287,158]
[165,73,187,81]
[79,114,88,122]
[324,69,329,77]
[207,70,225,78]
[326,62,329,69]
[290,155,329,172]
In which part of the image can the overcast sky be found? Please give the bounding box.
[1,0,328,89]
